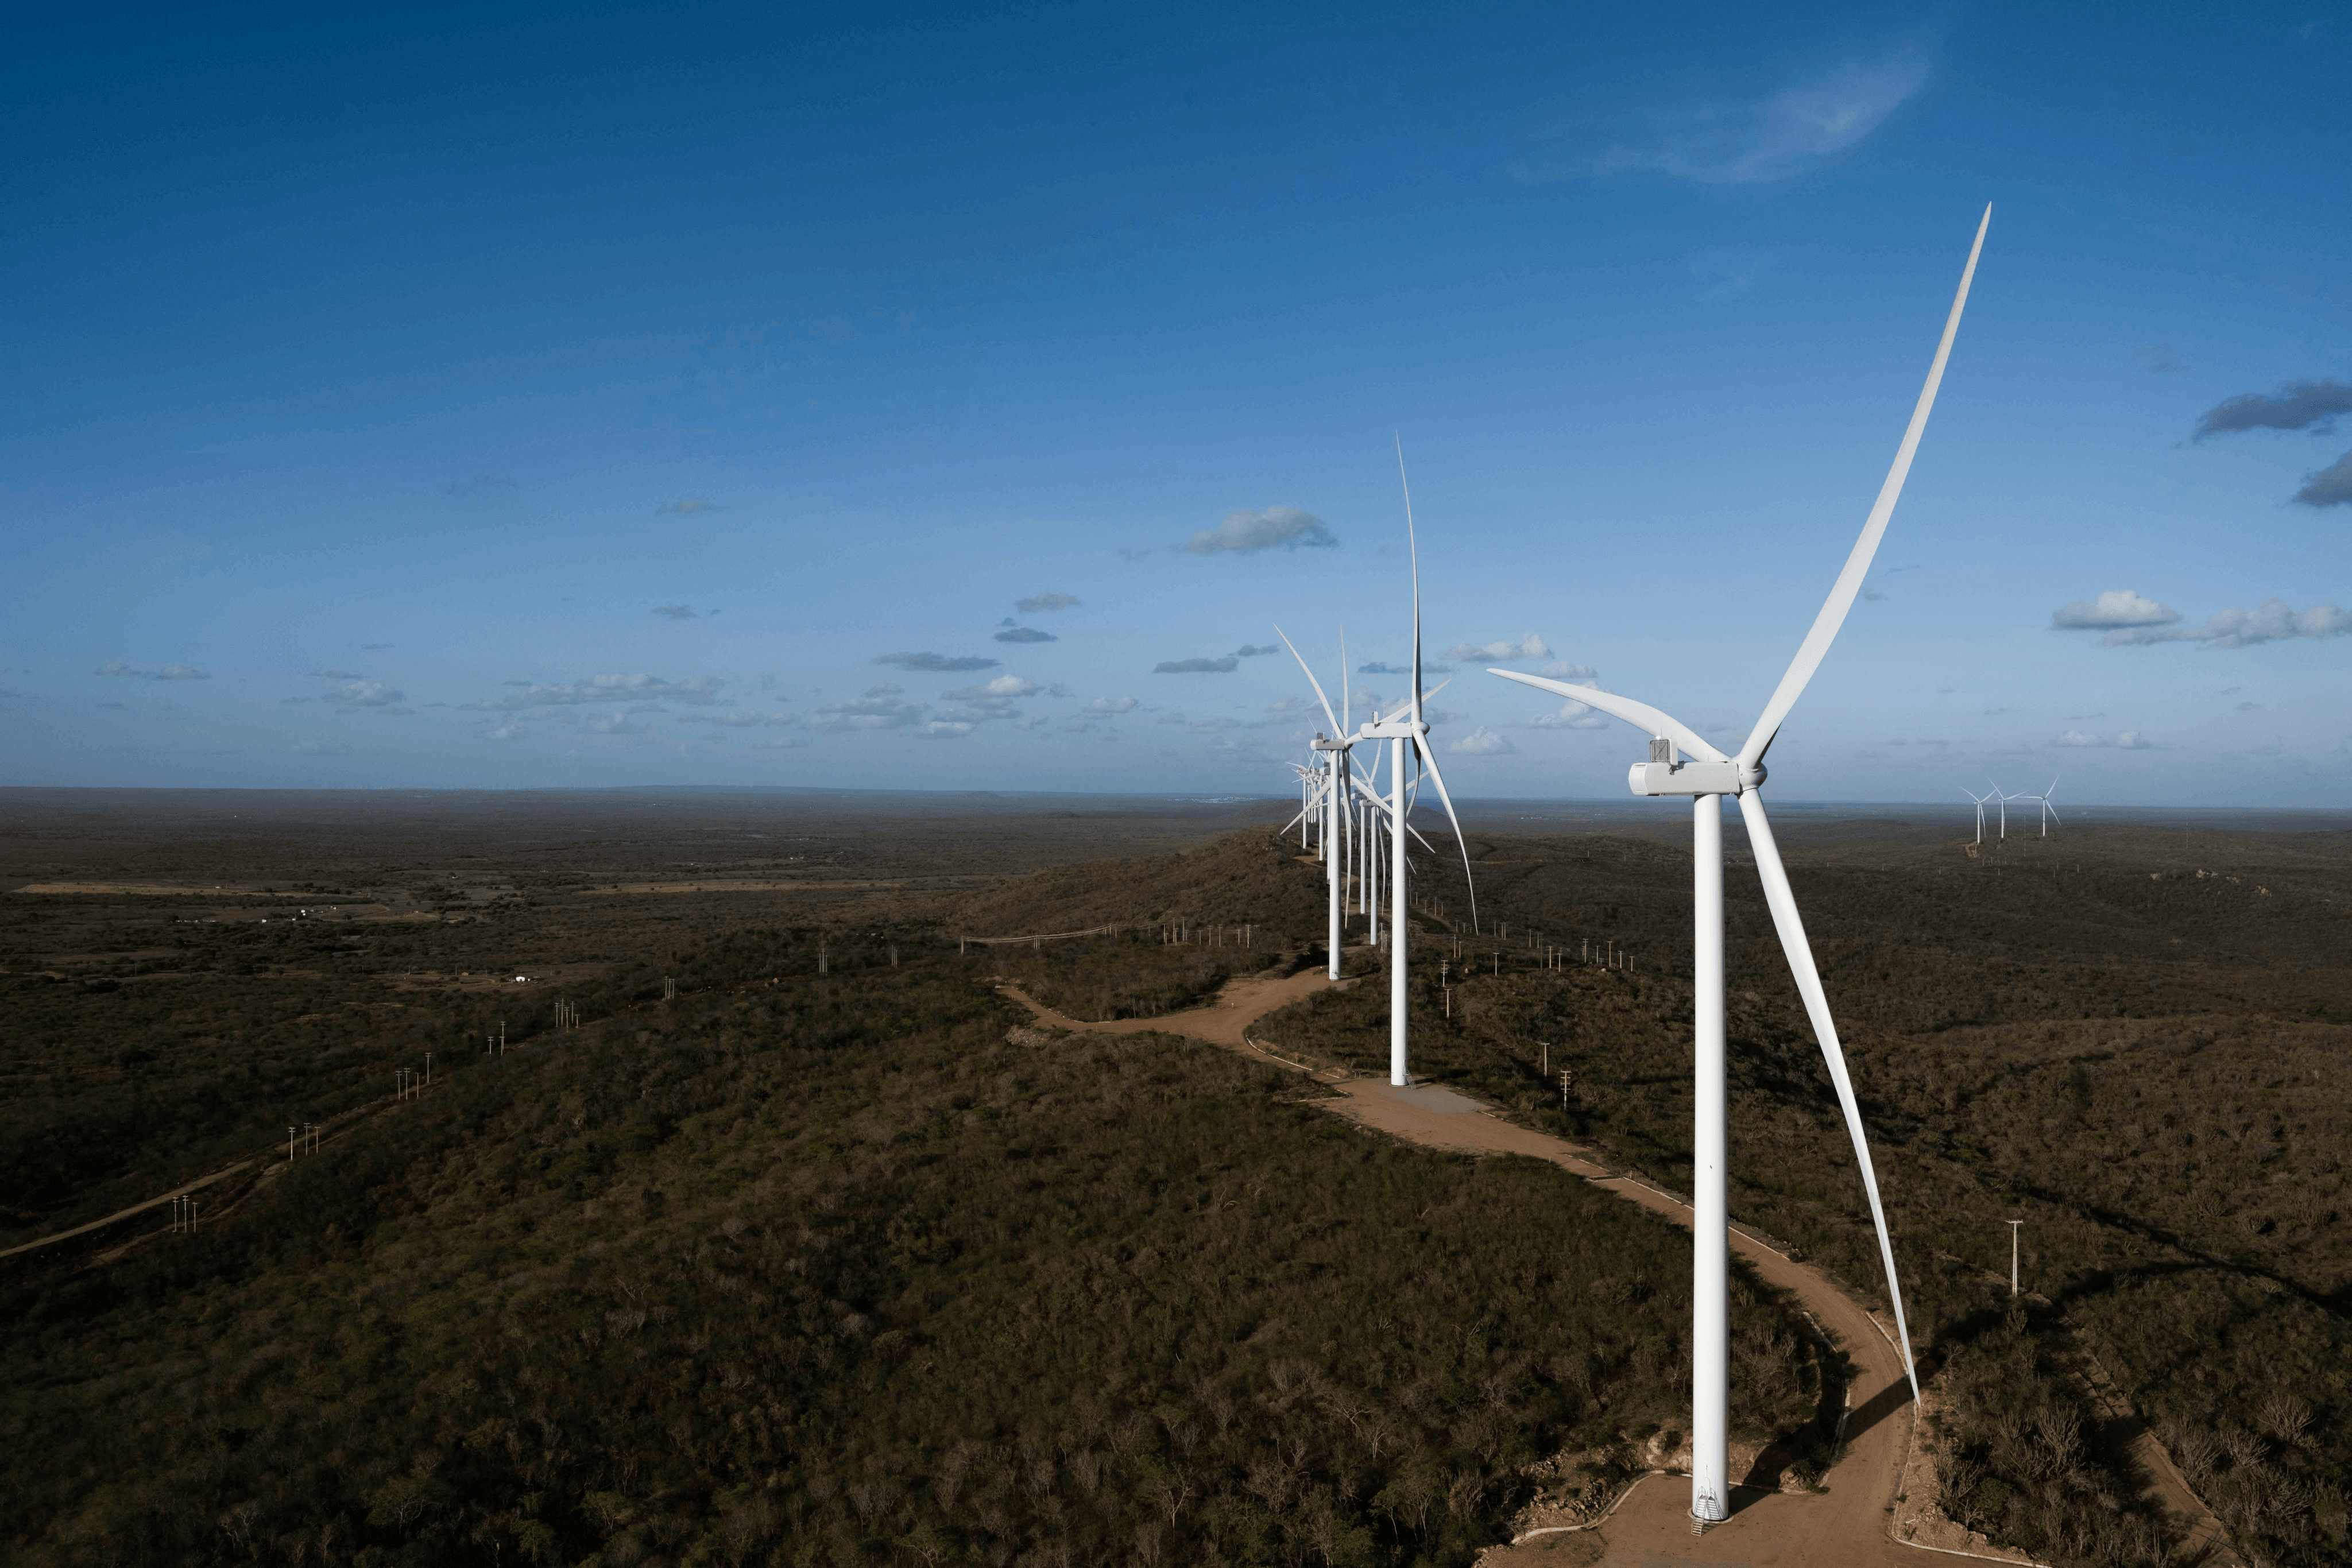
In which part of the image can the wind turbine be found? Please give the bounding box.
[1963,787,1991,845]
[2026,775,2061,837]
[1491,206,1989,1525]
[1359,438,1480,1086]
[1989,781,2011,841]
[1276,627,1361,979]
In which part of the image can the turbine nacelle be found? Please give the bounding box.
[1627,757,1765,797]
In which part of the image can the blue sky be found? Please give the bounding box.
[6,2,2347,804]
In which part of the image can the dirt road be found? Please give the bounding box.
[1001,972,2044,1568]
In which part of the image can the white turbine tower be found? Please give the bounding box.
[1989,780,2011,841]
[1963,787,1991,845]
[1359,440,1480,1086]
[1276,627,1362,980]
[2027,775,2061,837]
[1492,206,1988,1526]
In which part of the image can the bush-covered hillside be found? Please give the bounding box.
[2,928,1825,1567]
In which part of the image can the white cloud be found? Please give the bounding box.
[1085,695,1139,715]
[1531,47,1931,185]
[1454,726,1518,756]
[462,673,721,710]
[2093,598,2352,649]
[1445,633,1552,663]
[2057,730,2156,749]
[585,713,650,735]
[482,722,529,742]
[1179,506,1336,555]
[923,719,976,739]
[678,710,797,727]
[331,681,404,708]
[1538,660,1597,679]
[2051,590,2179,630]
[808,683,927,733]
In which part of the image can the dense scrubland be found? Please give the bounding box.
[5,793,2348,1567]
[1,913,1827,1567]
[1244,819,2352,1567]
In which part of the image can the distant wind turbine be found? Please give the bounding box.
[1491,206,1989,1526]
[1963,787,1991,845]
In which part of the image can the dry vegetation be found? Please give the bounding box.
[3,790,2347,1566]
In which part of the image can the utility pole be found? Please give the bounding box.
[2006,1219,2024,1296]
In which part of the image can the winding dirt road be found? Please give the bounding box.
[1001,971,2048,1568]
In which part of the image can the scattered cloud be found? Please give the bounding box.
[2051,590,2180,630]
[2193,379,2352,439]
[1062,718,1095,734]
[873,651,999,672]
[2077,597,2352,649]
[1085,695,1139,715]
[1118,546,1153,562]
[95,660,211,681]
[361,642,393,650]
[1180,506,1336,556]
[1233,643,1279,657]
[652,605,698,620]
[808,683,927,733]
[2137,344,2188,375]
[938,675,1039,721]
[442,474,514,497]
[1155,656,1239,673]
[584,713,649,734]
[1538,661,1597,679]
[482,722,529,742]
[2057,730,2156,749]
[1445,633,1552,663]
[462,673,721,710]
[1529,47,1931,185]
[1358,662,1406,675]
[657,497,724,514]
[331,681,404,708]
[1454,726,1518,756]
[678,710,798,727]
[1526,679,1612,730]
[923,720,976,739]
[2294,452,2352,508]
[993,626,1057,643]
[1016,591,1080,613]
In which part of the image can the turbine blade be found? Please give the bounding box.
[1488,669,1727,762]
[1738,206,1991,771]
[1737,791,1918,1403]
[1414,733,1479,932]
[1274,624,1344,736]
[1398,435,1423,725]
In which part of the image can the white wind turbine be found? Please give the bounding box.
[2025,775,2061,837]
[1963,787,1991,845]
[1491,207,1989,1525]
[1360,439,1480,1085]
[1275,628,1363,979]
[1989,780,2012,841]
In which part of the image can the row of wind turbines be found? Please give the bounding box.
[1966,777,2061,842]
[1269,207,1992,1526]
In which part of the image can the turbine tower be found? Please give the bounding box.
[2026,775,2061,837]
[1277,627,1361,980]
[1357,439,1479,1086]
[1963,787,1991,845]
[1492,206,1988,1525]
